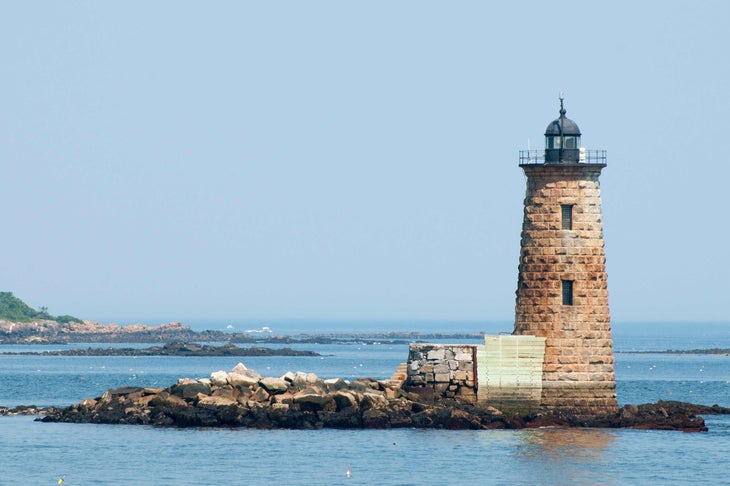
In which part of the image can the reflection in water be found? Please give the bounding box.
[520,428,616,458]
[514,428,617,483]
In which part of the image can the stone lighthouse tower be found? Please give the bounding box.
[513,96,618,417]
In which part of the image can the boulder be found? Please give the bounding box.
[267,403,290,422]
[228,372,260,387]
[282,371,297,383]
[360,392,389,411]
[324,378,348,391]
[289,372,310,386]
[210,371,229,387]
[149,391,188,408]
[198,395,238,408]
[80,398,97,408]
[170,381,211,398]
[259,377,289,395]
[231,363,248,374]
[362,409,390,428]
[135,394,158,407]
[440,408,483,430]
[108,386,144,397]
[333,391,360,412]
[233,366,261,380]
[212,387,238,401]
[250,387,270,402]
[292,391,336,412]
[271,392,294,405]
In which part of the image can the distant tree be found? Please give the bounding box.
[0,292,42,322]
[0,292,82,323]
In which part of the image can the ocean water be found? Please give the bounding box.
[1,322,730,485]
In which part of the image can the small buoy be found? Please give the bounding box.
[346,464,351,478]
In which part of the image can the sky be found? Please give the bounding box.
[0,1,728,328]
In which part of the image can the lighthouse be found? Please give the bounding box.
[513,96,618,417]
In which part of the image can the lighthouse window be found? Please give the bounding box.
[564,136,577,149]
[546,136,561,149]
[561,204,573,230]
[562,280,574,306]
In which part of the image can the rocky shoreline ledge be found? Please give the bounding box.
[33,363,722,432]
[0,342,319,357]
[0,319,481,345]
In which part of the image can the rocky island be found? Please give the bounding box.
[1,342,319,357]
[37,363,719,432]
[0,292,479,345]
[4,292,727,431]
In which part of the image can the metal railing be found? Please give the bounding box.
[518,149,607,166]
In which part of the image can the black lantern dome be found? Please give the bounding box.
[544,96,581,164]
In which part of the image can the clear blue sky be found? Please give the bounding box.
[1,1,728,327]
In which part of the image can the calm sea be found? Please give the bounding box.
[1,321,729,485]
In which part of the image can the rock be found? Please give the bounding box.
[427,348,445,361]
[250,387,270,402]
[149,392,188,408]
[292,391,336,412]
[231,363,248,374]
[271,391,294,405]
[135,394,157,407]
[324,378,348,391]
[289,372,309,386]
[360,392,389,411]
[36,375,718,433]
[485,406,503,416]
[362,409,390,428]
[198,395,238,408]
[620,404,639,419]
[170,381,211,398]
[282,371,297,383]
[259,377,289,395]
[267,403,290,422]
[212,387,238,401]
[234,366,262,380]
[210,371,229,387]
[333,391,360,412]
[80,398,97,408]
[228,372,259,388]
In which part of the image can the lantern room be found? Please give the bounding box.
[544,95,582,163]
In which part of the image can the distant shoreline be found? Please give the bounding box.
[3,332,730,355]
[620,348,730,356]
[3,319,729,354]
[0,325,486,345]
[0,342,320,357]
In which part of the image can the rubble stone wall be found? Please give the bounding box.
[404,344,477,402]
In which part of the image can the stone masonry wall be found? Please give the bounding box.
[514,165,617,418]
[404,344,477,402]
